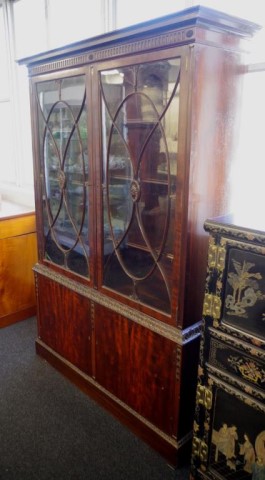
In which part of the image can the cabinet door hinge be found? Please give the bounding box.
[192,436,208,462]
[196,384,212,410]
[208,238,226,272]
[203,293,221,319]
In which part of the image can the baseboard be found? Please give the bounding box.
[0,306,36,328]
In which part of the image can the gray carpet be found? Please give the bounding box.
[0,317,189,480]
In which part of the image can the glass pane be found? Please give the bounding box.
[36,75,90,278]
[100,57,181,313]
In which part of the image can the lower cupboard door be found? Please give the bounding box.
[193,382,265,480]
[94,303,179,436]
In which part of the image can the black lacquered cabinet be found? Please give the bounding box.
[191,215,265,480]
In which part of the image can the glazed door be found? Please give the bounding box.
[96,47,189,320]
[33,69,94,281]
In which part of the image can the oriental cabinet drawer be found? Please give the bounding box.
[207,335,265,397]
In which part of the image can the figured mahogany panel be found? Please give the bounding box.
[94,303,178,435]
[36,274,92,375]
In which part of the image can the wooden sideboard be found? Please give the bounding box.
[0,202,37,327]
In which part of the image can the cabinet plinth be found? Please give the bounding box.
[19,6,260,466]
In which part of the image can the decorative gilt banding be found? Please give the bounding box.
[207,372,265,413]
[175,346,182,380]
[28,28,192,76]
[33,263,201,344]
[209,327,265,360]
[205,220,265,247]
[207,363,265,402]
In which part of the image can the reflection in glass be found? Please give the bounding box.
[100,58,180,313]
[36,75,89,277]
